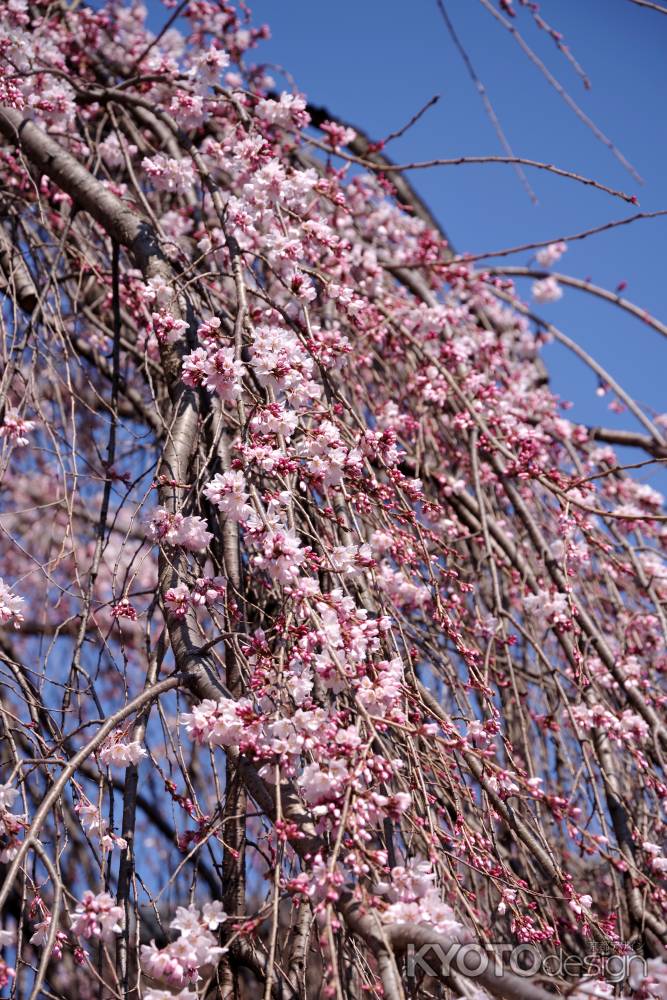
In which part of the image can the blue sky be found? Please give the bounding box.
[159,0,667,480]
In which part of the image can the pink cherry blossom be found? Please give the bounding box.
[532,276,563,303]
[149,509,213,551]
[535,241,567,267]
[142,154,196,193]
[71,891,124,941]
[98,733,147,768]
[0,581,24,628]
[203,471,253,523]
[0,411,35,446]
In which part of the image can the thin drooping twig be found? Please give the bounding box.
[126,0,191,73]
[476,0,643,183]
[114,643,162,990]
[446,209,667,263]
[435,0,537,203]
[485,266,667,341]
[262,764,282,1000]
[27,843,63,1000]
[306,133,638,203]
[381,93,441,146]
[519,4,591,90]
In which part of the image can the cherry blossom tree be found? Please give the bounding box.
[0,2,666,999]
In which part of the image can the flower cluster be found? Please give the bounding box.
[149,509,213,552]
[150,309,188,344]
[30,913,68,960]
[203,471,254,523]
[250,325,321,404]
[142,154,195,193]
[320,119,357,150]
[256,92,309,129]
[252,526,307,585]
[523,589,570,627]
[182,344,245,400]
[0,579,24,628]
[535,241,567,267]
[571,704,650,745]
[0,411,35,446]
[140,901,226,989]
[165,576,226,617]
[75,796,127,852]
[377,862,469,939]
[181,697,258,749]
[98,732,147,768]
[532,276,563,302]
[71,891,124,941]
